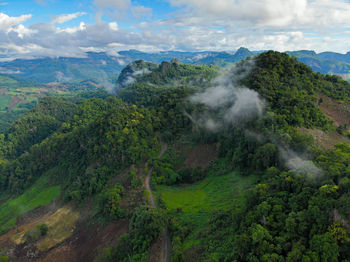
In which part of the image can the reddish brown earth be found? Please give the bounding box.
[3,217,129,262]
[318,94,350,127]
[38,219,129,262]
[182,143,218,170]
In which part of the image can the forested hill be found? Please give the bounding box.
[1,51,350,261]
[116,59,218,89]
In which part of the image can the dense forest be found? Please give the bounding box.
[1,51,350,261]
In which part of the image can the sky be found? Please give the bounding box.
[0,0,350,59]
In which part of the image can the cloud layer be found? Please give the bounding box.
[0,0,349,60]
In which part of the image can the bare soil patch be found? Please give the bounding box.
[318,94,350,127]
[149,236,162,262]
[182,143,218,170]
[298,128,350,150]
[39,219,129,262]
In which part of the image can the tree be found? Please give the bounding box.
[39,224,48,236]
[309,233,339,262]
[98,184,124,219]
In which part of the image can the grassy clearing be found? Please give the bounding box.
[156,170,257,249]
[11,206,80,251]
[0,176,61,235]
[36,206,80,251]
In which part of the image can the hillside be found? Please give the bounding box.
[287,50,350,81]
[0,51,350,261]
[0,73,107,133]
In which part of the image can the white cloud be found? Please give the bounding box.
[109,22,118,31]
[9,24,36,38]
[170,0,307,27]
[56,22,86,34]
[52,12,86,25]
[168,0,350,29]
[0,13,32,31]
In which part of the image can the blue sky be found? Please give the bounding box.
[0,0,349,59]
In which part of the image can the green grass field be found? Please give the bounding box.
[155,170,257,249]
[0,176,61,235]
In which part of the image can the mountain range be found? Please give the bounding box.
[1,47,349,84]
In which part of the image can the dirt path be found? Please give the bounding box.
[145,162,156,208]
[145,142,170,262]
[161,227,170,262]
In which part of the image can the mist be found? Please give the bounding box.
[279,147,322,177]
[188,59,322,177]
[116,68,152,91]
[55,71,72,82]
[99,71,116,93]
[189,59,265,130]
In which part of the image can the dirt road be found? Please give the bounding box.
[145,142,170,262]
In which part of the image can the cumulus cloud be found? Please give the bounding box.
[170,0,307,27]
[0,12,145,59]
[169,0,350,29]
[0,13,32,31]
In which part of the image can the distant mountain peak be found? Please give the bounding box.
[235,47,251,53]
[233,47,255,60]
